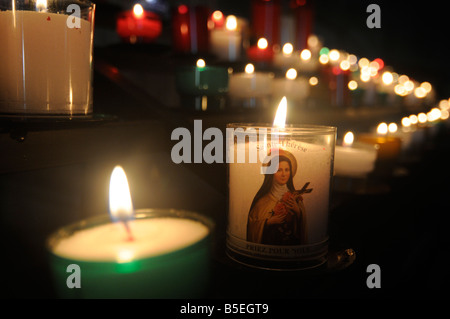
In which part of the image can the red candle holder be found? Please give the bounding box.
[171,4,210,54]
[116,5,162,44]
[246,45,274,63]
[251,0,281,47]
[291,0,314,51]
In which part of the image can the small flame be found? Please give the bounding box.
[36,0,47,11]
[286,68,297,80]
[196,59,206,68]
[226,15,237,31]
[282,43,293,55]
[133,4,144,19]
[245,63,254,74]
[109,166,134,222]
[257,38,268,50]
[273,97,287,128]
[377,122,388,135]
[300,49,311,61]
[388,123,398,133]
[343,131,354,146]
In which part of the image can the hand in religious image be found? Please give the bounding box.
[246,150,313,245]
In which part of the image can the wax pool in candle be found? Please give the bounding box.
[48,209,213,299]
[226,100,336,269]
[0,10,93,115]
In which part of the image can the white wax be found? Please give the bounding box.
[52,218,209,262]
[0,10,93,114]
[271,77,310,101]
[210,29,242,61]
[334,143,377,177]
[273,52,301,69]
[229,72,273,99]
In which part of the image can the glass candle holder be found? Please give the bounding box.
[175,64,229,111]
[47,209,214,299]
[0,0,95,116]
[226,124,336,270]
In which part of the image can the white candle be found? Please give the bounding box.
[271,68,310,102]
[334,132,378,177]
[229,63,273,99]
[226,98,336,269]
[273,43,301,69]
[210,15,242,61]
[53,217,209,262]
[0,9,93,115]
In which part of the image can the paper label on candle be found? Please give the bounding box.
[227,134,333,263]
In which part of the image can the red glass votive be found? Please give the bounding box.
[116,9,162,43]
[172,4,210,54]
[247,45,274,63]
[251,0,281,47]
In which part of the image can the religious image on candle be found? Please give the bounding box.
[247,149,313,246]
[226,98,336,270]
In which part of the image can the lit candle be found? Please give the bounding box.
[273,43,301,69]
[175,59,229,111]
[226,97,336,269]
[228,63,273,108]
[116,4,162,44]
[47,166,213,298]
[334,131,378,177]
[246,37,274,63]
[356,123,403,184]
[0,1,94,115]
[271,68,310,103]
[210,15,242,61]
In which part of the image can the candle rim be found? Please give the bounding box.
[227,123,336,135]
[46,209,214,262]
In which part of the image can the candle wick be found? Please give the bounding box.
[122,220,134,241]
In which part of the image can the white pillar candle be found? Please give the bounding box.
[0,9,94,115]
[229,63,273,99]
[210,15,242,62]
[226,98,336,270]
[271,68,310,102]
[334,132,378,177]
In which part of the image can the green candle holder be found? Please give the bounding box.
[46,209,214,299]
[175,65,229,111]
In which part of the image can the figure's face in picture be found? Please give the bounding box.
[273,160,290,185]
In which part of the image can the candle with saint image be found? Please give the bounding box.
[0,0,95,115]
[47,166,213,298]
[226,97,336,270]
[334,131,378,177]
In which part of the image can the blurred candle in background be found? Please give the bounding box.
[116,4,162,44]
[210,15,242,61]
[171,3,210,54]
[251,0,280,47]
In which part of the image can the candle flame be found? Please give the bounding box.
[282,43,293,55]
[226,15,237,31]
[36,0,47,11]
[377,122,388,135]
[245,63,254,74]
[133,4,144,19]
[109,166,134,222]
[257,38,268,50]
[273,97,287,128]
[196,59,206,68]
[388,122,398,133]
[286,68,297,80]
[343,131,354,146]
